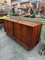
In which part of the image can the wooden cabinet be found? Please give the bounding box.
[3,19,42,50]
[3,20,14,37]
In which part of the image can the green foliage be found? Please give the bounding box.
[8,10,14,16]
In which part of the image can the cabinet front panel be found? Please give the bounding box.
[7,21,14,36]
[14,23,23,42]
[3,20,14,37]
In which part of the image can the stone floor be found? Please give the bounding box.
[0,28,45,60]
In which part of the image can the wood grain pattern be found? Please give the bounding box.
[3,20,14,37]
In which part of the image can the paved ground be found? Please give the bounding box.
[0,28,45,60]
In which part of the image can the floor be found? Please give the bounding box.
[0,28,45,60]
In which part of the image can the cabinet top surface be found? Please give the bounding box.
[2,16,42,27]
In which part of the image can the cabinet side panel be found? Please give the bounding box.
[32,24,42,48]
[3,20,8,33]
[7,21,14,37]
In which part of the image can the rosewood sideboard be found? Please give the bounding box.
[3,18,42,50]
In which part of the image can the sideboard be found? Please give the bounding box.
[3,18,42,50]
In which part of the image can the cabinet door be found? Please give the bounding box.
[7,21,14,37]
[14,23,23,42]
[22,25,33,48]
[3,20,14,37]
